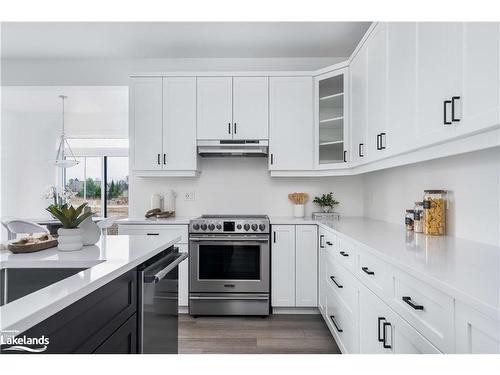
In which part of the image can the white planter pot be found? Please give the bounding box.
[293,204,305,218]
[57,228,83,251]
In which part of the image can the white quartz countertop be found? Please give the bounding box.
[270,216,500,317]
[0,234,181,334]
[117,216,193,225]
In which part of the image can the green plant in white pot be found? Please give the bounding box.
[46,203,93,251]
[313,192,339,213]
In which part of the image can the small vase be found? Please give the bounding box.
[322,206,332,213]
[80,216,101,245]
[57,228,83,251]
[294,204,305,218]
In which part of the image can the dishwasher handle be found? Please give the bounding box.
[144,252,188,284]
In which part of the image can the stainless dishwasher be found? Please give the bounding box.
[137,247,188,354]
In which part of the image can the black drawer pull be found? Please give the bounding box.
[319,234,325,248]
[326,241,333,246]
[444,100,452,125]
[329,315,343,333]
[377,317,386,342]
[452,96,461,122]
[402,296,424,310]
[359,143,364,157]
[330,276,343,288]
[343,150,347,163]
[157,153,161,165]
[376,134,381,150]
[361,266,374,275]
[379,132,386,150]
[147,233,160,236]
[382,322,392,349]
[339,251,349,257]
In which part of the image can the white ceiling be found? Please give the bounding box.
[1,22,371,59]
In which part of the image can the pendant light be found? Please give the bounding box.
[50,95,79,168]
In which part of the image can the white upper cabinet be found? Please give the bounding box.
[269,76,314,170]
[416,22,463,143]
[233,77,269,139]
[197,76,269,140]
[315,69,349,168]
[130,77,198,174]
[350,45,368,164]
[130,77,164,171]
[163,77,197,171]
[386,22,417,155]
[461,22,500,135]
[295,225,318,307]
[366,23,388,161]
[197,77,233,140]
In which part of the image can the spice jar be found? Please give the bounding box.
[405,209,414,231]
[413,202,424,233]
[423,190,447,235]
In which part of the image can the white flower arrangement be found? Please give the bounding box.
[44,185,77,207]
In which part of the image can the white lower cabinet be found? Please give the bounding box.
[271,225,318,308]
[455,301,500,354]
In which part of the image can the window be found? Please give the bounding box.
[65,156,128,219]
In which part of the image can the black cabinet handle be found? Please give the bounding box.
[147,233,160,236]
[379,132,386,150]
[273,231,276,243]
[339,251,349,257]
[228,122,231,134]
[376,134,381,150]
[270,154,274,165]
[319,234,325,248]
[362,266,374,275]
[383,322,392,349]
[330,276,343,288]
[326,241,333,246]
[359,143,364,157]
[402,296,424,310]
[163,153,166,165]
[157,154,161,165]
[444,100,452,125]
[377,317,386,342]
[234,123,237,134]
[452,96,461,122]
[343,150,347,162]
[329,315,343,333]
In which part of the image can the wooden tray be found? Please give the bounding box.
[7,238,58,254]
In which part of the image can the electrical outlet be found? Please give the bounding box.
[183,192,195,201]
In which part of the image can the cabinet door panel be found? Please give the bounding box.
[295,225,318,307]
[456,301,500,353]
[131,77,163,171]
[271,225,296,307]
[197,77,233,140]
[366,23,388,160]
[233,77,269,140]
[163,77,197,170]
[461,22,500,135]
[416,22,462,143]
[387,22,417,155]
[350,45,368,164]
[269,77,314,170]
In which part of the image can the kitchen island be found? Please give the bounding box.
[0,234,181,353]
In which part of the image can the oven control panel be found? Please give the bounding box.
[189,217,269,234]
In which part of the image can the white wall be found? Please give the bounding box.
[129,157,364,218]
[1,57,345,86]
[362,147,500,246]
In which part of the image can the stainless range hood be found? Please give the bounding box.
[197,140,268,157]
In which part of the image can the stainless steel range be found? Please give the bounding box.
[188,215,270,316]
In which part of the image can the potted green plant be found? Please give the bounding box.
[313,192,339,213]
[46,203,94,251]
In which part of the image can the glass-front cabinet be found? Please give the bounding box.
[314,68,349,168]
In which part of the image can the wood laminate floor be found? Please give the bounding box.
[179,314,341,354]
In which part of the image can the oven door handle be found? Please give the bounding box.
[190,237,269,242]
[189,295,269,300]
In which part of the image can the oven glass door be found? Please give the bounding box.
[189,236,269,293]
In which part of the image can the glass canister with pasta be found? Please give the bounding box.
[423,190,447,236]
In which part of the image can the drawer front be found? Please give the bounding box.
[333,237,356,271]
[327,257,358,315]
[357,249,391,299]
[118,224,188,244]
[391,269,454,353]
[326,287,357,353]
